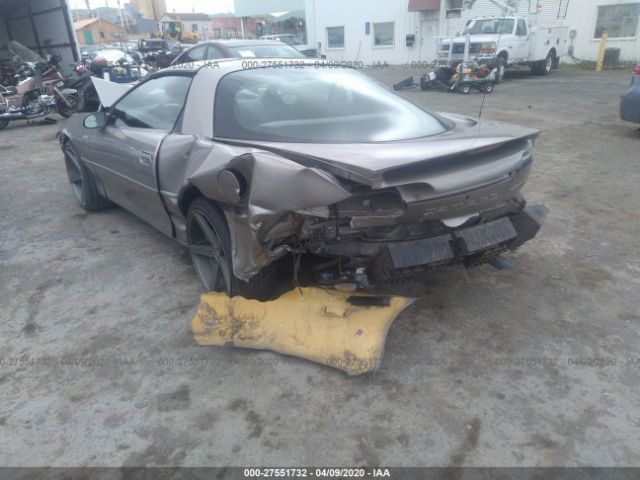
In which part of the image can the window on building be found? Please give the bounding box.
[99,31,105,38]
[192,23,198,32]
[594,3,640,39]
[373,22,394,47]
[327,26,344,48]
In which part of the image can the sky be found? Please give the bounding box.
[68,0,235,14]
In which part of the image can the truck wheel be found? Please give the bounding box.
[532,53,554,76]
[187,197,279,299]
[459,84,471,94]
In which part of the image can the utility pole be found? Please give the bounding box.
[85,0,92,18]
[117,0,128,33]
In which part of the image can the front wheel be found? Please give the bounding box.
[0,119,9,131]
[63,141,113,211]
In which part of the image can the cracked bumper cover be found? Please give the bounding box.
[383,204,548,272]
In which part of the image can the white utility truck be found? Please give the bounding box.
[437,0,568,82]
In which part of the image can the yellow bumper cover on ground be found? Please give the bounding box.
[191,287,414,375]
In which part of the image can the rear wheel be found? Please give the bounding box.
[56,94,79,118]
[187,197,277,298]
[63,141,113,211]
[458,84,471,94]
[532,52,554,76]
[0,119,8,131]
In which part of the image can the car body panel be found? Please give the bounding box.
[60,59,546,285]
[620,75,640,124]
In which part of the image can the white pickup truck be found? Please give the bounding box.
[438,17,568,82]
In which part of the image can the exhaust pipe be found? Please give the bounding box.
[0,112,23,120]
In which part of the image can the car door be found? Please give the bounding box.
[87,74,192,235]
[514,19,530,62]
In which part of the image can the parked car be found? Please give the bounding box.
[58,59,547,298]
[170,40,304,66]
[620,66,640,125]
[259,33,318,58]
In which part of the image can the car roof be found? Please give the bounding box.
[163,57,328,74]
[188,39,289,48]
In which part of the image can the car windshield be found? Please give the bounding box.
[214,67,449,143]
[465,19,515,35]
[228,45,305,58]
[274,35,303,46]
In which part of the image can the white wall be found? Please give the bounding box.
[306,0,432,64]
[564,0,640,62]
[304,0,639,64]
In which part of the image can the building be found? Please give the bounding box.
[1,0,80,73]
[211,14,257,39]
[132,0,167,21]
[305,0,437,64]
[234,0,305,38]
[75,17,127,45]
[305,0,640,64]
[563,0,640,62]
[160,13,213,41]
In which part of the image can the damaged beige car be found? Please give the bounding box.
[59,59,548,298]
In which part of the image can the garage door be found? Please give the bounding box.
[0,0,79,75]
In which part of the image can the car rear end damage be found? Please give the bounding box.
[181,117,548,287]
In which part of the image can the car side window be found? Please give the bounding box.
[206,46,225,59]
[185,45,207,62]
[111,75,192,131]
[516,20,527,36]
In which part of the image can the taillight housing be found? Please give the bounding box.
[634,66,640,75]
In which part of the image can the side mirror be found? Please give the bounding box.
[83,112,107,129]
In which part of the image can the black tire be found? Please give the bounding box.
[57,95,79,118]
[187,197,277,299]
[0,119,8,131]
[495,55,506,84]
[532,52,554,76]
[63,141,113,211]
[483,83,494,94]
[459,84,471,94]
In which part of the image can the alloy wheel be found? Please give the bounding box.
[188,211,231,294]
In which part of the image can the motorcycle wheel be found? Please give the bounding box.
[0,119,9,131]
[24,92,45,117]
[57,95,79,118]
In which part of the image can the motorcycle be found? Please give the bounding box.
[0,41,78,130]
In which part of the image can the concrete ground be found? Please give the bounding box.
[1,68,639,467]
